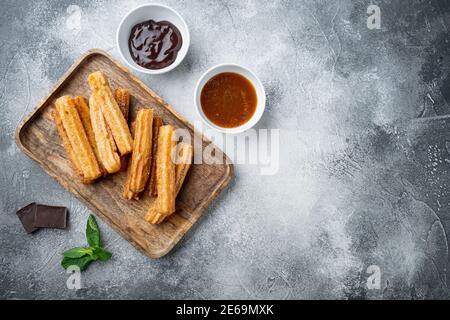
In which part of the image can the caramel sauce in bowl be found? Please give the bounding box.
[195,64,266,133]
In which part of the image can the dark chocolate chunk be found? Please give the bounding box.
[34,205,67,229]
[16,203,38,234]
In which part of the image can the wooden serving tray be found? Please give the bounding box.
[15,49,233,258]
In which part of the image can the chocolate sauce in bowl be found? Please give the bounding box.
[128,20,183,70]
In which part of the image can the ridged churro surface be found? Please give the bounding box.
[148,116,163,196]
[155,125,176,214]
[114,88,130,119]
[88,71,133,155]
[52,110,84,181]
[174,143,193,193]
[146,143,193,224]
[89,93,121,173]
[73,96,106,174]
[55,96,102,182]
[128,109,153,193]
[114,88,131,172]
[154,143,193,224]
[122,171,139,200]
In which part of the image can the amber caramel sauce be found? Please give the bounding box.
[200,72,257,128]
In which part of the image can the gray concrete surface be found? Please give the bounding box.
[1,0,450,299]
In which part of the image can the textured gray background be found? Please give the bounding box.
[1,0,450,299]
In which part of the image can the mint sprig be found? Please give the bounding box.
[86,215,101,247]
[61,215,112,271]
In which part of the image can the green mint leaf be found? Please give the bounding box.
[61,255,95,271]
[60,215,113,272]
[63,247,91,258]
[86,215,101,248]
[92,247,112,261]
[87,251,98,260]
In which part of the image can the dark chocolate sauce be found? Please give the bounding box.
[128,19,183,70]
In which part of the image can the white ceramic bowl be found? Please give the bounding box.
[194,64,266,134]
[116,4,190,75]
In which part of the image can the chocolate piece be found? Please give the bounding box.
[16,203,38,234]
[34,205,67,229]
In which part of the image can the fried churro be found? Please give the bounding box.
[73,96,95,143]
[155,143,193,223]
[88,71,133,155]
[148,116,163,197]
[54,96,102,183]
[52,110,85,182]
[114,88,131,172]
[122,172,139,200]
[114,88,130,119]
[128,109,154,192]
[155,125,176,214]
[145,143,193,224]
[90,93,121,174]
[174,143,193,194]
[122,111,156,200]
[122,109,154,200]
[122,122,137,200]
[73,96,106,174]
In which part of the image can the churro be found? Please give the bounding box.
[145,143,193,224]
[52,110,84,182]
[128,109,154,192]
[122,122,137,200]
[122,172,139,200]
[114,88,131,172]
[155,143,193,223]
[73,96,106,174]
[122,111,155,200]
[148,116,163,197]
[155,125,176,214]
[174,143,193,194]
[122,121,138,197]
[145,206,160,224]
[90,93,121,174]
[114,88,130,120]
[54,96,102,182]
[87,71,133,155]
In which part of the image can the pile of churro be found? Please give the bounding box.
[52,71,192,224]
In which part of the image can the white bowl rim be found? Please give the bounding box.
[116,3,190,75]
[194,63,266,134]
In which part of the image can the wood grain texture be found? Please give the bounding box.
[15,49,234,258]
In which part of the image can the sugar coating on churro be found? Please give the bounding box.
[89,93,121,174]
[54,96,102,182]
[155,125,176,215]
[128,109,153,193]
[148,116,163,197]
[73,96,106,175]
[145,143,193,224]
[88,71,133,155]
[157,143,193,223]
[52,110,84,181]
[146,207,161,224]
[114,88,131,172]
[122,170,140,200]
[114,88,130,119]
[174,143,193,193]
